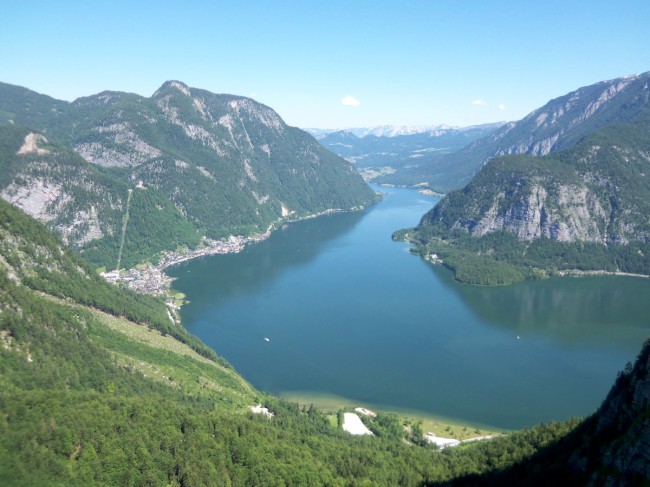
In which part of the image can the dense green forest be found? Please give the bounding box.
[5,181,645,485]
[0,81,377,271]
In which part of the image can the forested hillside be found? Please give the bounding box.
[406,115,650,285]
[0,81,377,270]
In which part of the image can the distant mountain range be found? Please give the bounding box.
[305,124,478,138]
[308,123,504,185]
[0,81,376,270]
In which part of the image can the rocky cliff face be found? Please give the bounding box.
[456,183,612,244]
[0,126,125,247]
[421,116,650,249]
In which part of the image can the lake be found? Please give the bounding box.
[168,186,650,430]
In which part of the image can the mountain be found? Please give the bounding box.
[307,125,459,138]
[0,81,376,270]
[406,114,650,285]
[2,187,648,485]
[0,124,202,270]
[401,71,650,193]
[311,124,503,185]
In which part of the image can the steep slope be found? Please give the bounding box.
[407,115,650,284]
[436,339,650,486]
[0,125,201,270]
[0,81,376,270]
[407,71,650,193]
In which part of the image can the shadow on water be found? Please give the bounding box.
[426,264,650,355]
[168,209,368,314]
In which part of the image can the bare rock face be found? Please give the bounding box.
[464,183,611,244]
[423,116,650,252]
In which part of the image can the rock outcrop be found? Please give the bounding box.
[420,115,650,249]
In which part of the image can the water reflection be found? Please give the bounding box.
[168,209,367,314]
[428,264,650,354]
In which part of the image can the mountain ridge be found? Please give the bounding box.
[396,71,650,193]
[407,113,650,285]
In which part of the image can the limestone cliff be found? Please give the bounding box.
[421,117,650,247]
[414,115,650,278]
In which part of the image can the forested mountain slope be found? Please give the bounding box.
[403,71,650,193]
[0,81,376,270]
[407,115,650,285]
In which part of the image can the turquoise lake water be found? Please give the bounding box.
[168,186,650,429]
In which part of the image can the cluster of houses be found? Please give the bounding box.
[101,232,272,297]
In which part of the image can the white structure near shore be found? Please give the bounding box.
[342,413,374,436]
[424,433,460,448]
[354,407,377,417]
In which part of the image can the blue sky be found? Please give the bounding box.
[2,1,649,129]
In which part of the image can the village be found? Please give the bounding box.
[101,231,271,299]
[100,204,355,301]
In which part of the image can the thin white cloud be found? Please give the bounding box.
[498,103,506,111]
[341,96,361,107]
[472,99,488,106]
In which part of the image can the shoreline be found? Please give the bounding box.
[101,205,369,311]
[279,391,507,440]
[556,269,650,279]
